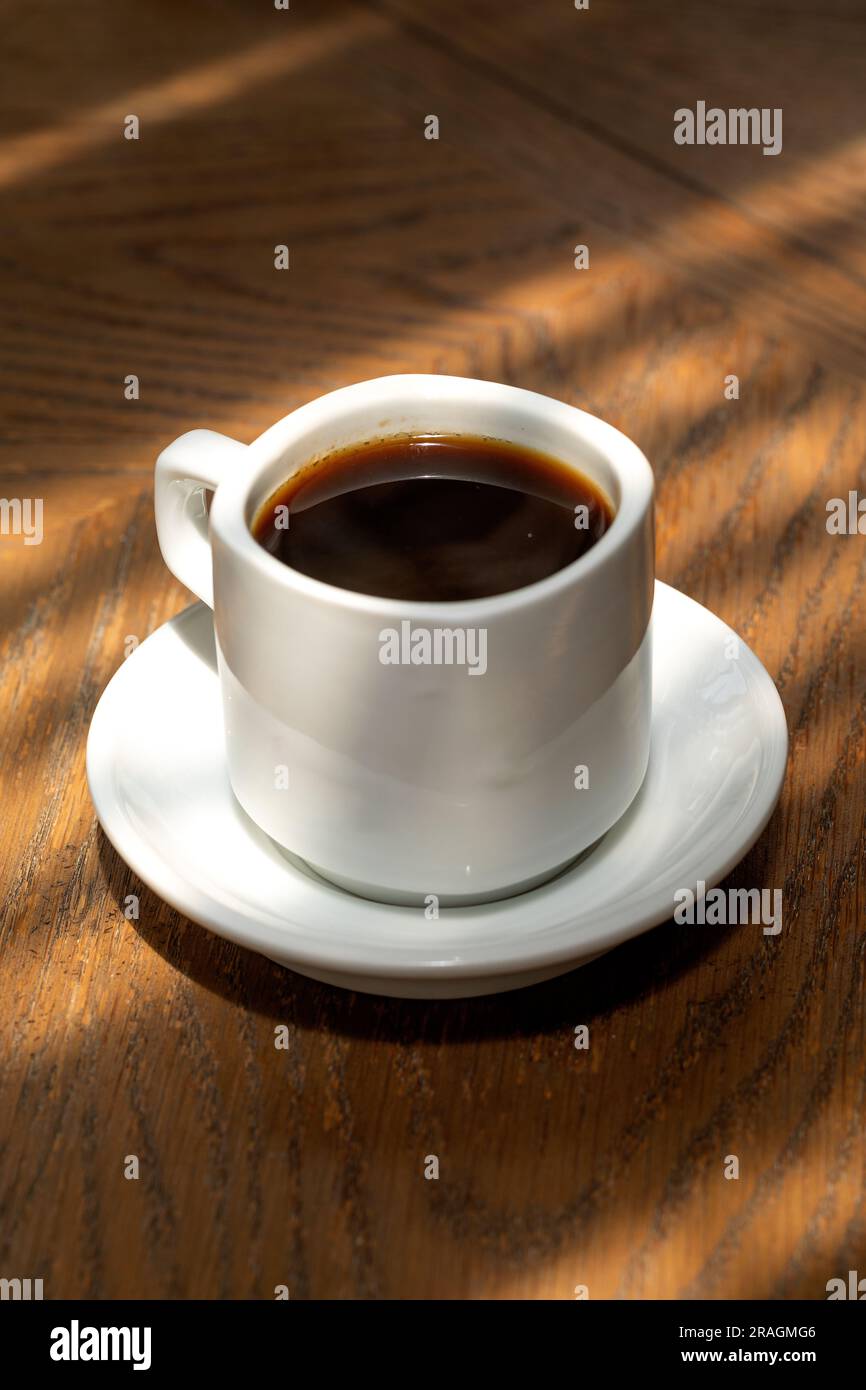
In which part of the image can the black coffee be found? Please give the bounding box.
[251,434,613,601]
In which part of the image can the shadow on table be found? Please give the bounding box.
[95,819,779,1044]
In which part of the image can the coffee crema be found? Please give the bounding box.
[251,434,613,602]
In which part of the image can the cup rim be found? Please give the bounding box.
[210,373,654,619]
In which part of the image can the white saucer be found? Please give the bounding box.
[86,582,788,998]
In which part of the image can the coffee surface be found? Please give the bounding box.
[251,434,613,601]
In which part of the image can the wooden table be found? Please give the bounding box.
[2,0,864,1299]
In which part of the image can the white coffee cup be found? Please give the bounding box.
[155,374,654,905]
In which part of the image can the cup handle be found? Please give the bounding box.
[155,429,248,608]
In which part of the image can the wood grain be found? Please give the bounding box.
[1,0,864,1299]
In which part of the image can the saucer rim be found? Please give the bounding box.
[86,581,789,984]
